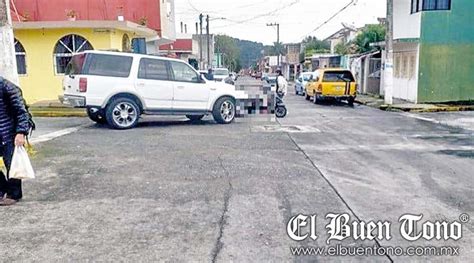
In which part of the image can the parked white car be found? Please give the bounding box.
[63,51,237,129]
[212,68,230,82]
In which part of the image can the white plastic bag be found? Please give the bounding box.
[9,146,35,180]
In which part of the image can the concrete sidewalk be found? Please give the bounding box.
[356,94,474,112]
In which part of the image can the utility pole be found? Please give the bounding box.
[0,0,19,85]
[199,13,203,69]
[267,23,280,67]
[206,15,210,69]
[383,0,393,105]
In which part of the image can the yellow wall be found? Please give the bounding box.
[14,28,132,103]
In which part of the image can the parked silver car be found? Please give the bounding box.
[295,72,314,96]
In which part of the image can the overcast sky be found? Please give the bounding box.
[175,0,386,45]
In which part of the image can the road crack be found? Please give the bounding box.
[284,131,394,263]
[211,158,233,263]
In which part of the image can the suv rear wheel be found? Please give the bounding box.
[212,97,235,124]
[105,97,140,129]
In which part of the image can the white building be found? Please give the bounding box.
[391,0,422,102]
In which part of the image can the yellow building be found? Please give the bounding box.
[13,21,158,104]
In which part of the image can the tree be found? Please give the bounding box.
[215,35,241,71]
[262,42,286,57]
[272,42,287,56]
[354,24,386,53]
[302,36,330,56]
[237,39,264,68]
[334,42,349,55]
[334,42,358,55]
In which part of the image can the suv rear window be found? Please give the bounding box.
[82,54,133,78]
[323,71,355,82]
[65,54,86,75]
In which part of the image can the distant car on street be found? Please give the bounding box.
[265,75,278,89]
[63,51,238,129]
[212,68,230,81]
[305,68,357,106]
[295,72,313,96]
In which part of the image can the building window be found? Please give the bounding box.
[53,34,93,74]
[411,0,420,13]
[411,0,451,13]
[14,39,27,75]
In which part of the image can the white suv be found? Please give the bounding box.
[63,51,237,129]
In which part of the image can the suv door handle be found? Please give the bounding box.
[137,82,145,87]
[177,86,185,89]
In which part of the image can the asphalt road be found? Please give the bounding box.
[1,78,472,262]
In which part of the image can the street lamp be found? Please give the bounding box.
[206,16,227,69]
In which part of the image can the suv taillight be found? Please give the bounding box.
[317,84,323,92]
[79,78,88,92]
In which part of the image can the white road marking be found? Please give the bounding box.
[404,113,442,124]
[30,125,90,145]
[301,143,474,152]
[252,125,321,133]
[404,113,474,132]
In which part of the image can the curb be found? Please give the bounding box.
[380,105,474,113]
[354,99,371,105]
[355,97,474,113]
[31,109,87,117]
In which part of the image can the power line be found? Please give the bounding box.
[179,0,302,32]
[296,0,357,42]
[211,0,301,29]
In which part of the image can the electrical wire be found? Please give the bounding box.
[295,0,357,42]
[211,0,301,29]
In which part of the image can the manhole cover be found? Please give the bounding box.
[252,125,320,133]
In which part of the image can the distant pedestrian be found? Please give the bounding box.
[224,74,235,85]
[0,77,32,206]
[206,68,214,81]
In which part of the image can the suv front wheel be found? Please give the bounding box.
[105,97,141,129]
[212,97,236,124]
